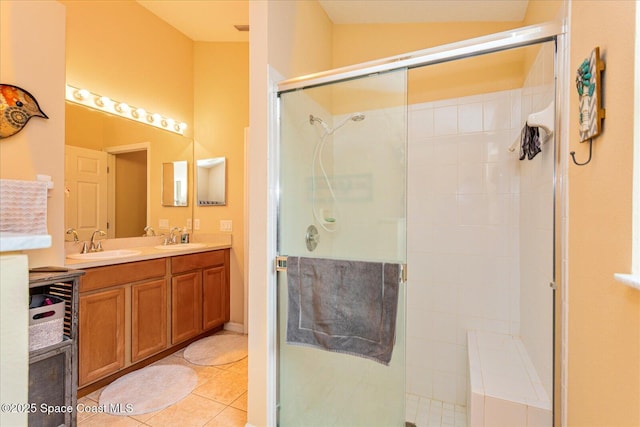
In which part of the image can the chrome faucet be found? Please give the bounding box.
[169,226,181,245]
[66,228,79,242]
[143,226,156,237]
[88,229,106,252]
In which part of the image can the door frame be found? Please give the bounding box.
[104,142,151,239]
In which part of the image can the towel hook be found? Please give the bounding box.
[570,138,593,166]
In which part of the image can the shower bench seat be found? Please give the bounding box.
[466,331,551,427]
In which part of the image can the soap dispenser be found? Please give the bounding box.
[181,226,190,243]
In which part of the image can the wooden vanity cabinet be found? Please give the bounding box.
[171,272,202,344]
[170,250,230,344]
[131,278,167,362]
[79,287,125,386]
[78,249,229,391]
[78,258,166,387]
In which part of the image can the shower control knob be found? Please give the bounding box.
[305,225,319,252]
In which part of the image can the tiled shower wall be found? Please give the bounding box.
[407,41,555,407]
[407,89,523,405]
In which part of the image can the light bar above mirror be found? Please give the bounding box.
[65,84,188,135]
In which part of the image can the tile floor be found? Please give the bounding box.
[78,345,247,427]
[406,395,467,427]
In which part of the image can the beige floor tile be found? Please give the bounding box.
[229,392,247,412]
[144,394,226,427]
[204,406,247,427]
[77,396,99,423]
[77,411,143,426]
[86,386,106,402]
[192,369,247,406]
[226,357,248,376]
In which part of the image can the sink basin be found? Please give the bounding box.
[67,249,142,260]
[154,243,207,250]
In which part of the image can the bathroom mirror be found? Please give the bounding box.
[65,102,193,239]
[196,157,226,206]
[162,160,189,206]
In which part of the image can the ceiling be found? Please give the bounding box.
[137,0,529,42]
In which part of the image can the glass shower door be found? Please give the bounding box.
[277,70,408,426]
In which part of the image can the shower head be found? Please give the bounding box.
[310,112,365,134]
[309,114,331,133]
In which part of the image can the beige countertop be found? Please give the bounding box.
[64,233,231,269]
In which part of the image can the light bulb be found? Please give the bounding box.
[115,103,129,113]
[132,108,145,119]
[74,89,90,100]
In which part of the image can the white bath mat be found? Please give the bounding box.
[183,333,248,366]
[99,364,197,416]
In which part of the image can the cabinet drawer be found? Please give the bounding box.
[80,258,167,292]
[171,250,226,274]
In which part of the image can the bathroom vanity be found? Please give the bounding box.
[65,238,231,395]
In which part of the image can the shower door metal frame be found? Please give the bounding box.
[272,19,569,427]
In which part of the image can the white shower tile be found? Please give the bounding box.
[407,280,432,311]
[430,164,458,194]
[432,195,459,226]
[483,132,511,163]
[484,163,511,194]
[510,89,523,129]
[458,134,484,164]
[431,253,462,285]
[433,136,459,165]
[407,367,433,398]
[410,107,435,140]
[433,342,458,372]
[407,308,434,339]
[483,100,511,131]
[458,103,483,133]
[458,195,488,226]
[433,312,458,344]
[434,106,458,136]
[433,371,458,403]
[458,164,485,194]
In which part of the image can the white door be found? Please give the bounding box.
[65,145,108,241]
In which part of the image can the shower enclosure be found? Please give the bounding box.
[275,22,562,427]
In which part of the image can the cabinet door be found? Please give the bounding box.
[171,272,201,344]
[79,288,125,386]
[131,279,167,362]
[202,266,226,330]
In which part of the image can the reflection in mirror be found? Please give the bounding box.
[162,161,188,206]
[65,102,193,239]
[197,157,226,206]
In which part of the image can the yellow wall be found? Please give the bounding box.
[0,1,66,267]
[247,1,335,424]
[194,41,249,325]
[568,1,640,425]
[63,0,193,125]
